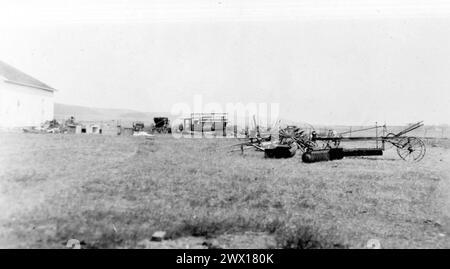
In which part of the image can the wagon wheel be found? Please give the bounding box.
[396,137,426,162]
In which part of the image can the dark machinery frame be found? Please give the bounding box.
[308,121,426,162]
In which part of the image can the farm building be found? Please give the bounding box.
[0,61,56,128]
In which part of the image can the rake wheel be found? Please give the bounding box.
[396,137,426,162]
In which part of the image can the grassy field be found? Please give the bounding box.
[0,132,449,248]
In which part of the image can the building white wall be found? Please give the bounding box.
[0,81,54,127]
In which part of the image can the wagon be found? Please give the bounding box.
[152,117,171,134]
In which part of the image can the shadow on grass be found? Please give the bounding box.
[274,225,347,249]
[166,216,283,239]
[166,217,347,249]
[353,157,398,161]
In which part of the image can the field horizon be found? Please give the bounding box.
[54,102,450,138]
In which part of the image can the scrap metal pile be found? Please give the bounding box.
[23,117,78,134]
[232,121,426,162]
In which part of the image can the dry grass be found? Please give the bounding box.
[0,133,449,248]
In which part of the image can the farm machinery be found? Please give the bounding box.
[152,117,171,134]
[302,121,426,163]
[232,121,426,162]
[132,121,145,132]
[230,135,273,153]
[229,115,274,153]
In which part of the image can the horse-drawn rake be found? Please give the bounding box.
[305,121,426,162]
[231,121,426,163]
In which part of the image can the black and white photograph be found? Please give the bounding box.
[0,0,449,254]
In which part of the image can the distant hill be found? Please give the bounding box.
[54,103,171,123]
[54,103,449,138]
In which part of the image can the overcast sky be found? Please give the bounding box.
[1,0,450,125]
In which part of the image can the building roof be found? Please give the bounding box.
[0,60,56,92]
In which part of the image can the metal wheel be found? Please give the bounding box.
[396,137,426,162]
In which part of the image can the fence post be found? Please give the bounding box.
[223,116,226,137]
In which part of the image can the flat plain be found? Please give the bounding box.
[0,132,449,248]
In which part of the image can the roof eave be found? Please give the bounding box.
[3,79,57,93]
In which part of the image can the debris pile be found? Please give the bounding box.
[41,119,62,133]
[23,118,68,134]
[22,116,90,134]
